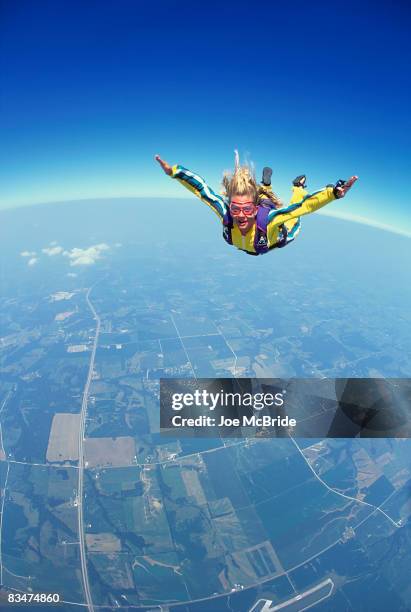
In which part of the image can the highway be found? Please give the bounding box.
[77,286,101,612]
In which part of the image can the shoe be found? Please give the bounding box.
[261,167,273,186]
[293,175,307,188]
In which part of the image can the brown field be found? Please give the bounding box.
[86,533,121,553]
[46,413,80,462]
[84,436,136,468]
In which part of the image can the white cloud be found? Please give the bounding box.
[50,241,57,246]
[42,245,64,256]
[63,243,110,266]
[67,272,77,277]
[28,257,39,266]
[21,250,36,257]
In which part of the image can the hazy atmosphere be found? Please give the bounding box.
[1,0,410,235]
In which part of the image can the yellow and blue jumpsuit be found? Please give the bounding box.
[170,165,336,255]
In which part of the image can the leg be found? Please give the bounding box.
[258,166,282,208]
[290,175,308,204]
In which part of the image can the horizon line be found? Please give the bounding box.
[320,209,411,239]
[1,195,410,240]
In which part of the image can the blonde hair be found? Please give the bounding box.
[221,150,259,202]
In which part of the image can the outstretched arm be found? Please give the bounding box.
[267,176,358,228]
[155,155,227,220]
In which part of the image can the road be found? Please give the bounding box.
[77,286,101,612]
[289,436,402,529]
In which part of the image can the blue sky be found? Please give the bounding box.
[1,0,410,233]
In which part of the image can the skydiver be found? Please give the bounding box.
[155,153,358,256]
